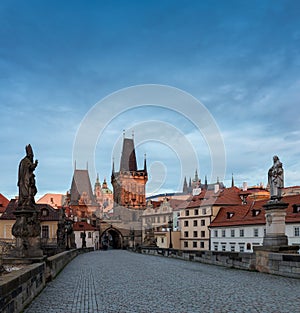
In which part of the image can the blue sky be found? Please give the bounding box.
[1,0,300,199]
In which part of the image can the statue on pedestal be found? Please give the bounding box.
[268,155,284,201]
[12,145,43,258]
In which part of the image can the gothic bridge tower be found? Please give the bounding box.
[111,135,148,213]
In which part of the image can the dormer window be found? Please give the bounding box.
[252,209,261,217]
[293,204,300,213]
[41,208,49,217]
[227,212,234,219]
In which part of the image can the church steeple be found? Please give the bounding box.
[231,173,234,188]
[95,173,101,188]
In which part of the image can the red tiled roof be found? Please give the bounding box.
[0,193,9,213]
[0,199,60,221]
[210,194,300,228]
[73,221,97,231]
[186,187,242,208]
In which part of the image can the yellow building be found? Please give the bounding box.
[0,199,60,245]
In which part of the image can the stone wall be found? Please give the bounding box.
[255,250,300,278]
[0,263,45,313]
[138,247,300,278]
[0,248,93,313]
[139,247,256,271]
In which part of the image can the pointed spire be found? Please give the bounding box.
[144,153,147,173]
[205,175,208,188]
[217,176,219,184]
[112,157,115,174]
[183,176,188,193]
[194,169,199,181]
[120,135,137,172]
[231,173,234,188]
[189,177,192,188]
[95,173,101,188]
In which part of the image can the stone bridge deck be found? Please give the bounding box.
[25,250,300,313]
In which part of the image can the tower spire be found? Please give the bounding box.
[144,153,147,174]
[231,173,234,188]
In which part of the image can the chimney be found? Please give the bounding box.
[243,182,248,191]
[214,184,219,193]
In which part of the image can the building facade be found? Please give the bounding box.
[209,194,300,253]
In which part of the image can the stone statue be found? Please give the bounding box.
[18,144,38,208]
[268,155,284,200]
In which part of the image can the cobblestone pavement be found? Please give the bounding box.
[25,250,300,313]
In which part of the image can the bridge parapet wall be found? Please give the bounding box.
[137,247,300,278]
[0,263,45,313]
[0,248,93,313]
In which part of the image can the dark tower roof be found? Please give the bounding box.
[120,138,137,172]
[70,169,95,205]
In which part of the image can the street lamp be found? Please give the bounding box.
[168,218,173,249]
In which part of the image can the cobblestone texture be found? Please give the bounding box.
[25,250,300,312]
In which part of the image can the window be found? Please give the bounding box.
[254,228,259,237]
[193,231,198,237]
[214,230,218,237]
[193,241,197,248]
[221,244,226,251]
[264,228,266,236]
[193,220,198,227]
[202,208,207,215]
[239,244,245,252]
[184,231,189,238]
[194,209,199,215]
[88,232,92,238]
[294,227,300,237]
[163,216,166,223]
[151,217,155,223]
[214,244,218,251]
[230,245,235,252]
[201,231,205,237]
[157,216,160,223]
[201,219,205,226]
[246,243,251,250]
[293,204,300,213]
[227,212,234,219]
[200,241,205,249]
[185,210,190,216]
[184,220,189,227]
[231,229,235,237]
[184,241,188,248]
[222,229,226,237]
[161,237,164,243]
[41,208,49,217]
[41,225,49,238]
[239,229,244,237]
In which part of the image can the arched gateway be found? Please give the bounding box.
[100,227,123,249]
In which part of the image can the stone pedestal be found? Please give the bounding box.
[12,208,43,258]
[262,200,288,247]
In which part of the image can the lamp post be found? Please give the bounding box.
[168,218,173,249]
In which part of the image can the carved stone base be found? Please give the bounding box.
[263,234,288,246]
[12,207,43,258]
[12,237,44,258]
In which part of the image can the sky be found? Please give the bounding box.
[1,0,300,199]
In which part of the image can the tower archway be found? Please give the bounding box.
[101,227,123,249]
